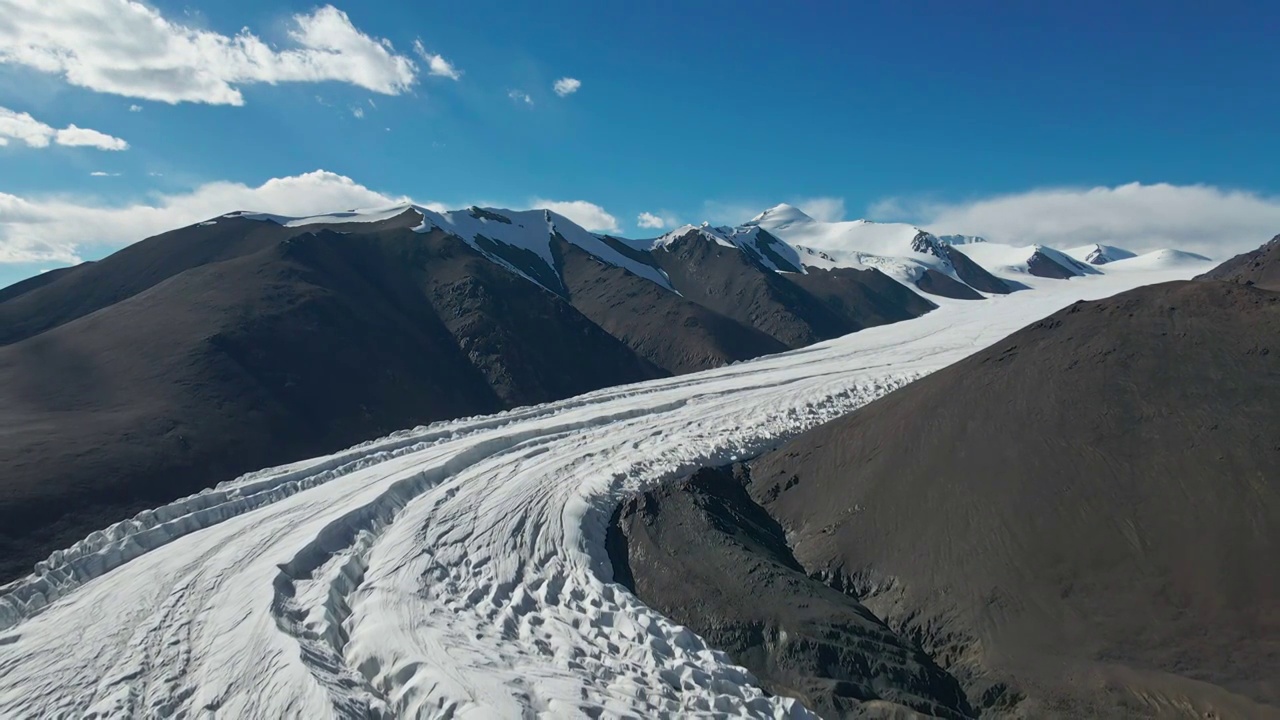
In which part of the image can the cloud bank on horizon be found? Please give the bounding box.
[2,170,1277,267]
[0,171,624,264]
[876,183,1280,261]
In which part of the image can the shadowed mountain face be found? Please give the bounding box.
[550,237,790,373]
[943,246,1013,294]
[914,268,984,299]
[1197,234,1280,291]
[0,222,668,583]
[0,211,937,583]
[745,280,1280,717]
[1025,249,1084,278]
[650,229,935,348]
[609,465,975,719]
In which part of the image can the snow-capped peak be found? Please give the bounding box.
[225,203,673,295]
[652,224,737,249]
[746,203,815,230]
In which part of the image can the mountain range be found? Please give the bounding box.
[0,196,1270,719]
[0,201,1200,583]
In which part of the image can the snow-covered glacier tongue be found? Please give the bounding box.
[0,263,1210,718]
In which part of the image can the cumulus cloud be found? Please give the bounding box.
[412,39,461,80]
[351,106,364,119]
[507,89,533,105]
[0,170,410,264]
[553,77,581,97]
[795,196,846,223]
[531,199,619,233]
[636,211,678,230]
[128,104,142,112]
[55,124,130,150]
[0,2,417,105]
[0,105,127,150]
[89,171,120,177]
[872,182,1280,259]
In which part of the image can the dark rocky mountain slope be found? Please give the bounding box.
[747,280,1280,717]
[1197,234,1280,291]
[616,253,1280,717]
[0,208,936,583]
[0,221,666,583]
[650,228,934,348]
[609,465,975,719]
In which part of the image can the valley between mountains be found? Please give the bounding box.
[0,204,1273,719]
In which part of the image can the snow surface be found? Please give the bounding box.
[1064,243,1137,265]
[0,259,1214,719]
[1102,248,1213,270]
[747,204,961,286]
[750,204,930,259]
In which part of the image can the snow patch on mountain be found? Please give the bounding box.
[228,203,674,294]
[644,223,805,274]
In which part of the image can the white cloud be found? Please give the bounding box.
[553,77,581,97]
[412,39,461,80]
[54,124,129,150]
[531,199,619,233]
[873,182,1280,259]
[0,105,127,150]
[128,104,142,112]
[636,211,678,230]
[0,170,410,264]
[636,212,665,229]
[89,171,120,177]
[700,200,763,227]
[507,89,533,105]
[351,106,364,119]
[795,196,846,223]
[0,2,417,105]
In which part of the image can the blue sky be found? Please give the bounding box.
[2,0,1279,287]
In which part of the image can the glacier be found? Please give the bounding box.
[0,261,1211,719]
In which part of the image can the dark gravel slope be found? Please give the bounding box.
[748,280,1280,717]
[1197,234,1280,291]
[610,465,975,719]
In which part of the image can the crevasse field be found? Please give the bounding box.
[0,259,1208,719]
